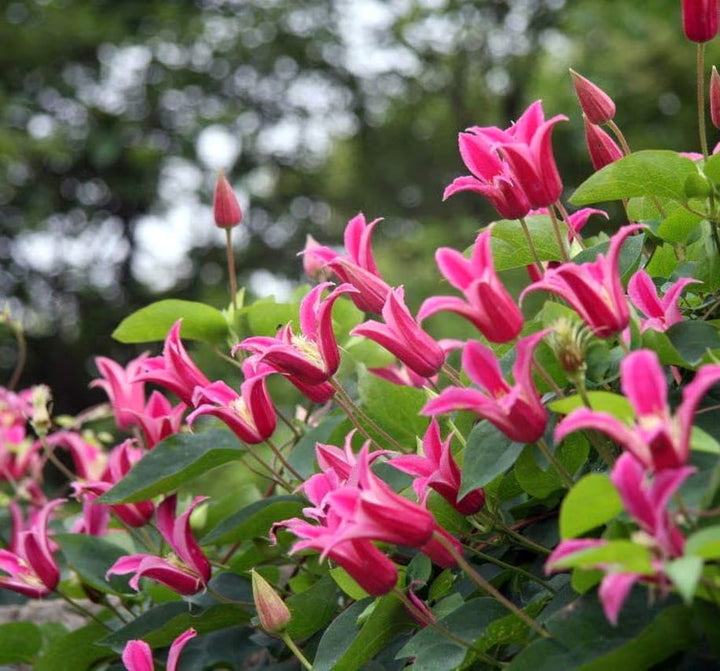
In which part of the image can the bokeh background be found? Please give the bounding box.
[2,0,719,413]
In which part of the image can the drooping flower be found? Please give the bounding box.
[91,354,148,431]
[388,419,485,515]
[682,0,719,43]
[569,70,616,125]
[0,499,64,598]
[418,226,523,343]
[131,391,186,449]
[238,282,356,388]
[188,360,276,444]
[583,116,624,170]
[352,287,445,378]
[627,269,699,333]
[423,331,548,444]
[521,224,644,338]
[555,349,720,471]
[137,321,212,407]
[106,495,211,595]
[122,628,197,671]
[213,171,242,228]
[42,431,105,480]
[302,214,392,313]
[546,453,693,624]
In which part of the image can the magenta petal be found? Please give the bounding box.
[599,572,640,626]
[166,628,197,671]
[122,640,154,671]
[620,350,668,418]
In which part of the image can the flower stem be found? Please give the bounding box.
[265,438,304,482]
[280,632,313,670]
[432,532,550,638]
[519,217,545,274]
[536,437,575,488]
[54,590,110,630]
[225,228,239,313]
[548,207,569,262]
[466,546,557,594]
[698,42,710,160]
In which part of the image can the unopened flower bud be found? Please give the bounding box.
[213,172,242,228]
[682,0,719,43]
[29,385,52,437]
[583,116,624,170]
[251,569,291,634]
[301,234,332,280]
[570,70,616,125]
[548,318,593,377]
[711,66,720,129]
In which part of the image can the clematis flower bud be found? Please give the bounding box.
[569,70,616,125]
[251,570,292,634]
[583,116,624,170]
[711,66,720,129]
[213,171,242,228]
[682,0,719,42]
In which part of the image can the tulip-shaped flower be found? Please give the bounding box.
[138,321,212,406]
[423,331,548,444]
[107,495,211,595]
[443,130,532,220]
[388,419,485,515]
[352,287,445,378]
[521,224,643,338]
[122,628,196,671]
[418,227,523,342]
[583,116,624,171]
[556,349,720,471]
[91,354,148,431]
[546,453,692,624]
[682,0,719,42]
[238,282,356,387]
[42,431,105,480]
[188,360,276,444]
[302,214,392,313]
[627,269,699,333]
[483,100,568,208]
[570,70,616,125]
[132,391,186,449]
[0,499,63,598]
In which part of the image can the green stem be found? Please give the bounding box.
[548,207,569,262]
[8,320,26,391]
[475,510,552,556]
[466,546,557,594]
[698,42,710,160]
[280,632,313,670]
[225,227,238,313]
[554,201,586,248]
[433,532,550,638]
[441,362,464,387]
[519,217,545,274]
[573,377,616,468]
[265,438,304,482]
[54,590,110,630]
[536,437,575,488]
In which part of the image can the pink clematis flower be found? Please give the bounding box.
[352,287,445,378]
[584,116,624,171]
[547,453,693,624]
[137,321,212,407]
[42,431,105,480]
[131,391,186,449]
[556,349,720,471]
[521,224,644,338]
[388,419,485,515]
[302,214,392,313]
[0,386,34,445]
[238,282,356,388]
[418,226,523,343]
[423,331,548,444]
[91,354,148,431]
[188,360,276,444]
[122,628,196,671]
[627,269,699,333]
[443,130,532,220]
[682,0,719,42]
[106,495,211,595]
[0,499,64,598]
[570,70,616,125]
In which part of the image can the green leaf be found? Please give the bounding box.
[666,320,720,366]
[202,495,305,545]
[99,429,242,504]
[235,295,299,338]
[286,576,338,639]
[55,533,134,595]
[549,392,633,422]
[685,526,720,559]
[100,601,251,651]
[112,299,229,345]
[329,566,370,600]
[551,540,653,575]
[460,421,525,498]
[570,151,697,205]
[560,474,622,539]
[490,215,566,270]
[313,593,413,671]
[357,366,429,447]
[657,206,704,243]
[288,413,347,479]
[35,623,112,671]
[515,435,588,499]
[570,233,644,280]
[664,556,704,605]
[0,622,42,664]
[703,151,720,184]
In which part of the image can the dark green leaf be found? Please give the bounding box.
[286,575,338,639]
[99,429,242,504]
[460,421,525,498]
[35,623,112,671]
[570,233,644,281]
[570,151,697,205]
[112,299,229,345]
[202,495,305,544]
[288,413,347,479]
[666,320,720,366]
[0,622,42,664]
[312,600,369,671]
